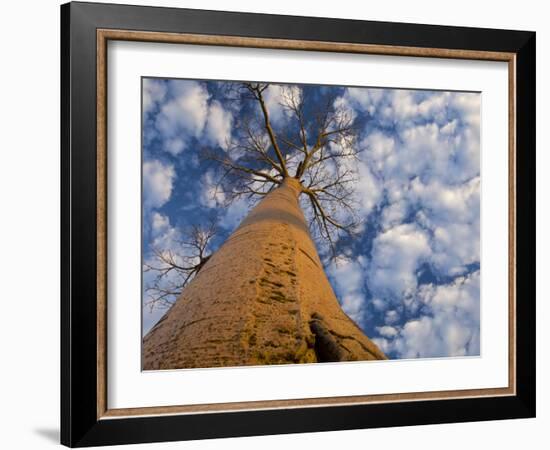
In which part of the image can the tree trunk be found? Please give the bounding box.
[143,177,386,369]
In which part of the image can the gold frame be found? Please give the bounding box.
[96,29,516,420]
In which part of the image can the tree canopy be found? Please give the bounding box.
[207,82,363,254]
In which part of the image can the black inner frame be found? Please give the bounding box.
[61,2,536,447]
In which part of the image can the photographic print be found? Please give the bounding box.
[141,78,481,370]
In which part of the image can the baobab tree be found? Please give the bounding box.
[143,82,386,369]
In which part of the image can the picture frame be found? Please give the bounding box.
[60,1,535,447]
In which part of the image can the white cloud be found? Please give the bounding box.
[151,211,169,234]
[364,119,472,187]
[378,271,480,358]
[164,138,186,156]
[433,223,479,275]
[148,213,180,256]
[331,87,482,359]
[355,162,382,216]
[410,176,480,274]
[200,170,226,208]
[398,122,451,176]
[155,80,210,149]
[345,87,385,116]
[376,325,398,338]
[353,90,480,188]
[410,177,480,221]
[380,200,408,230]
[146,80,234,155]
[328,257,366,322]
[143,79,167,114]
[206,100,233,150]
[362,131,396,174]
[385,310,400,324]
[143,160,176,209]
[344,88,480,301]
[440,119,458,135]
[371,298,388,311]
[263,84,302,126]
[451,93,481,129]
[347,89,479,129]
[368,223,431,299]
[391,90,448,122]
[344,88,469,128]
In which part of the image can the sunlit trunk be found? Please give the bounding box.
[143,177,386,369]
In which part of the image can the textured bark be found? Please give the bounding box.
[143,178,386,369]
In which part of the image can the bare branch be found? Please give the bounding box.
[207,152,282,185]
[144,219,218,311]
[206,81,364,257]
[245,83,289,177]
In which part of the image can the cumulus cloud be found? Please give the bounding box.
[143,160,175,209]
[362,130,396,173]
[451,93,481,130]
[368,224,431,299]
[392,90,448,122]
[154,80,210,155]
[328,257,367,323]
[335,86,481,359]
[206,100,233,150]
[200,170,226,208]
[263,84,302,126]
[345,88,480,131]
[151,211,169,234]
[355,161,382,216]
[164,138,186,156]
[385,310,400,325]
[350,88,480,270]
[376,325,398,338]
[143,78,167,114]
[150,211,181,251]
[344,87,385,116]
[144,79,234,156]
[373,271,480,358]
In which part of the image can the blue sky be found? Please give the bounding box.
[142,77,481,360]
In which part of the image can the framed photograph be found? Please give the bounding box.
[61,1,535,447]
